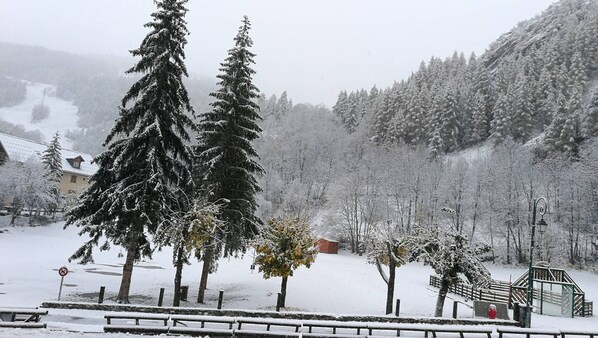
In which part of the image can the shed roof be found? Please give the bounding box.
[0,132,97,176]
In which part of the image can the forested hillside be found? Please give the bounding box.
[0,43,214,154]
[332,0,598,158]
[1,0,597,270]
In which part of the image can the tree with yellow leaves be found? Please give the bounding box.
[156,198,223,306]
[253,217,318,308]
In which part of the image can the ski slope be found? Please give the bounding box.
[0,81,79,148]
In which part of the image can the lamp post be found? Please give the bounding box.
[525,197,548,328]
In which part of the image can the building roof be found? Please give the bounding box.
[0,132,98,176]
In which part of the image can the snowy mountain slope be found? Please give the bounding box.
[0,81,80,148]
[481,0,569,69]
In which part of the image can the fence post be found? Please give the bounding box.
[98,286,105,304]
[452,301,458,319]
[217,290,224,310]
[180,285,189,301]
[158,287,165,307]
[395,299,401,317]
[276,293,283,312]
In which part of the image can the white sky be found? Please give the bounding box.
[0,0,555,106]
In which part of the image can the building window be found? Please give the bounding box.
[71,175,77,183]
[72,160,80,169]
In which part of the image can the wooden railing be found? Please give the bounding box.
[428,275,510,304]
[433,275,593,317]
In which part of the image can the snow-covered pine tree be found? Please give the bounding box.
[65,0,195,304]
[511,73,533,143]
[403,82,422,145]
[544,94,568,154]
[558,89,582,158]
[345,92,360,133]
[276,91,291,119]
[195,15,264,302]
[440,86,460,152]
[332,91,349,125]
[473,68,495,134]
[490,92,511,146]
[41,131,63,217]
[535,66,556,129]
[569,50,587,91]
[582,89,598,139]
[470,91,488,144]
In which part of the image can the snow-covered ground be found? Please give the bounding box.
[0,219,596,337]
[0,81,79,148]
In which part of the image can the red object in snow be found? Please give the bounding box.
[317,238,339,254]
[488,304,497,319]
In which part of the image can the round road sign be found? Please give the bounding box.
[58,266,69,277]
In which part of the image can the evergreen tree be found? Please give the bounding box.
[471,91,488,144]
[440,86,459,152]
[582,89,598,138]
[403,83,422,144]
[490,92,511,145]
[569,50,587,90]
[511,74,533,143]
[429,127,444,160]
[332,91,349,125]
[41,131,63,217]
[195,16,264,302]
[473,68,495,134]
[544,94,568,154]
[535,67,556,129]
[558,89,582,157]
[371,90,394,144]
[276,91,291,119]
[65,0,195,304]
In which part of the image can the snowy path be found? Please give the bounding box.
[0,81,79,148]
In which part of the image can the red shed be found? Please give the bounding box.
[317,238,339,254]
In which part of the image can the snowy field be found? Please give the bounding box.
[0,219,597,337]
[0,81,79,148]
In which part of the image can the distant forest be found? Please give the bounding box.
[332,0,598,159]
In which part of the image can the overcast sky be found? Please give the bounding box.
[0,0,556,106]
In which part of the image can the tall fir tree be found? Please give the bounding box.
[582,89,598,139]
[490,92,511,146]
[544,94,568,154]
[440,86,460,152]
[511,73,533,143]
[65,0,195,304]
[471,91,488,144]
[41,131,63,216]
[195,15,264,302]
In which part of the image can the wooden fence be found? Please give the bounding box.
[430,275,593,317]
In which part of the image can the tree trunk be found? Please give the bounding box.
[280,276,288,308]
[197,246,214,303]
[117,240,139,304]
[434,276,450,317]
[385,253,396,315]
[173,243,185,307]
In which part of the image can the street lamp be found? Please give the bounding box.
[525,197,548,328]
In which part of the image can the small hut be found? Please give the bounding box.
[317,238,339,254]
